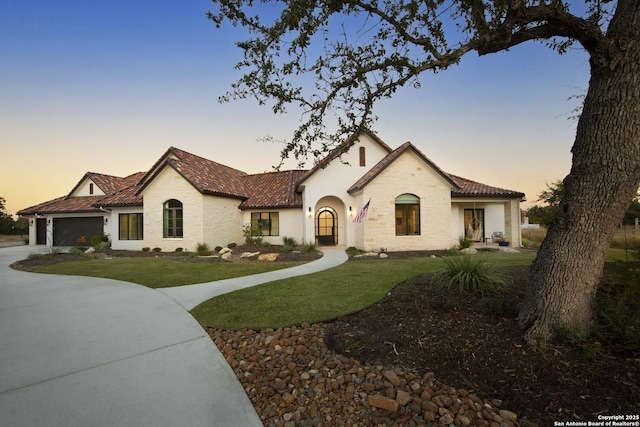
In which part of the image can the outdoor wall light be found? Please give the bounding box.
[104,218,108,225]
[349,206,353,216]
[308,207,313,218]
[47,219,51,224]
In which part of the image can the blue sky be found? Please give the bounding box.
[0,1,590,217]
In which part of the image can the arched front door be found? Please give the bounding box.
[316,207,337,245]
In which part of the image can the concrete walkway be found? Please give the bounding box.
[159,247,349,310]
[0,245,347,427]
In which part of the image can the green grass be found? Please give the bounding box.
[192,251,537,329]
[36,258,304,288]
[32,251,540,329]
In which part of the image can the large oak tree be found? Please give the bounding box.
[208,0,640,346]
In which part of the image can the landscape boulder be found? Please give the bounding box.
[258,253,279,262]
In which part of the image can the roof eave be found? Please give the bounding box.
[239,204,303,210]
[451,193,526,199]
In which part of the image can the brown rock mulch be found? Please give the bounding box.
[209,323,536,427]
[209,263,640,427]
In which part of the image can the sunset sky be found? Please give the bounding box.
[0,1,591,217]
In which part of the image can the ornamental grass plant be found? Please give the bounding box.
[436,255,507,297]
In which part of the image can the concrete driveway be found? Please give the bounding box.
[0,245,262,427]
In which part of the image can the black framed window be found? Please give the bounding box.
[119,213,143,240]
[164,199,183,238]
[251,212,279,236]
[395,194,420,235]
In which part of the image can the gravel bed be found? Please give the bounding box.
[208,323,538,427]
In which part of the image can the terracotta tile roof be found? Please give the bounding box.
[18,142,524,218]
[138,147,248,199]
[98,184,143,207]
[348,142,459,194]
[67,172,145,197]
[347,142,524,199]
[18,196,106,215]
[19,172,146,215]
[449,174,525,198]
[240,170,306,209]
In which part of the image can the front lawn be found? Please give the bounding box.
[30,257,306,288]
[191,251,537,329]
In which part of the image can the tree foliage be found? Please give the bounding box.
[208,0,617,165]
[524,180,564,227]
[526,180,640,227]
[0,197,28,235]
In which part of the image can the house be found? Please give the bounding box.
[18,132,525,251]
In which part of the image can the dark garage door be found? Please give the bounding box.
[53,217,103,246]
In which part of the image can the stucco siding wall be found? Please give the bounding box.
[71,179,105,197]
[110,207,145,251]
[140,167,204,252]
[360,152,453,251]
[451,199,522,245]
[301,134,390,247]
[242,209,303,246]
[484,204,505,239]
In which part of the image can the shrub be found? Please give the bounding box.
[282,236,297,246]
[175,247,183,252]
[346,246,365,256]
[91,233,109,247]
[521,238,541,249]
[142,247,150,252]
[243,223,263,244]
[96,240,111,251]
[281,244,294,253]
[195,242,213,256]
[436,256,507,296]
[300,241,318,253]
[152,247,162,252]
[458,235,473,249]
[227,242,237,249]
[215,246,223,252]
[68,247,84,255]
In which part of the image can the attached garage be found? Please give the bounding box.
[53,217,103,246]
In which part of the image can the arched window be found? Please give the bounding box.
[316,206,337,245]
[163,199,183,238]
[395,194,420,235]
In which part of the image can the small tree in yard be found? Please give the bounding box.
[208,0,640,347]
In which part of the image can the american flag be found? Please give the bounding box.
[353,199,370,223]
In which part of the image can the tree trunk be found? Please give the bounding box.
[518,1,640,347]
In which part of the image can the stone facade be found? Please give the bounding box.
[358,151,453,251]
[141,167,206,252]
